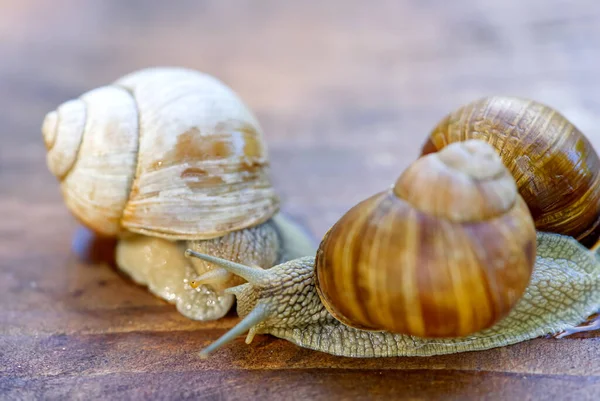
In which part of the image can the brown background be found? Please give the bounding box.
[2,0,600,400]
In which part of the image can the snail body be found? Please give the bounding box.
[185,97,600,357]
[189,233,600,358]
[42,67,315,320]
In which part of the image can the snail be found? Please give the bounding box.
[185,97,600,358]
[42,67,316,321]
[423,96,600,248]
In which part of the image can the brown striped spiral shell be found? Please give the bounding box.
[422,96,600,248]
[315,140,537,338]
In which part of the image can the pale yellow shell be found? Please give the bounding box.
[42,67,279,240]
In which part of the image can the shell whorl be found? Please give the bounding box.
[45,86,139,236]
[43,99,87,179]
[395,140,517,222]
[43,67,279,239]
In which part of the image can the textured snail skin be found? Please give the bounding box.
[195,233,600,358]
[422,96,600,248]
[116,214,317,321]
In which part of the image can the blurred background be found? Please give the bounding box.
[2,0,600,237]
[3,1,600,398]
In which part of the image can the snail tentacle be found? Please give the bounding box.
[186,254,330,356]
[189,267,230,289]
[198,302,271,359]
[185,249,272,284]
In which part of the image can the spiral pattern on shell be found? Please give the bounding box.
[42,67,279,240]
[422,96,600,248]
[315,140,537,338]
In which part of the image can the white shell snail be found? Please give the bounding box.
[42,67,316,321]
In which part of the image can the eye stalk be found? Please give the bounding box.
[185,250,275,358]
[185,250,272,284]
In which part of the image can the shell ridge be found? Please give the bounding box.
[60,102,88,183]
[115,68,279,239]
[113,82,143,230]
[52,100,88,180]
[46,110,59,151]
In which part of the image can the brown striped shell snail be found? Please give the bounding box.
[185,97,600,358]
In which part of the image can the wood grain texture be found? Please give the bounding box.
[1,0,600,400]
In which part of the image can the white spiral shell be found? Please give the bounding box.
[42,67,279,239]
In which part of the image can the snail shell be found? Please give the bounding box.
[42,67,279,240]
[315,140,537,338]
[422,96,600,248]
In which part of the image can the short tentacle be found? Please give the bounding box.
[189,267,230,289]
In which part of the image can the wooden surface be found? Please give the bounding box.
[2,0,600,399]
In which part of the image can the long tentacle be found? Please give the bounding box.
[198,303,270,358]
[185,249,271,284]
